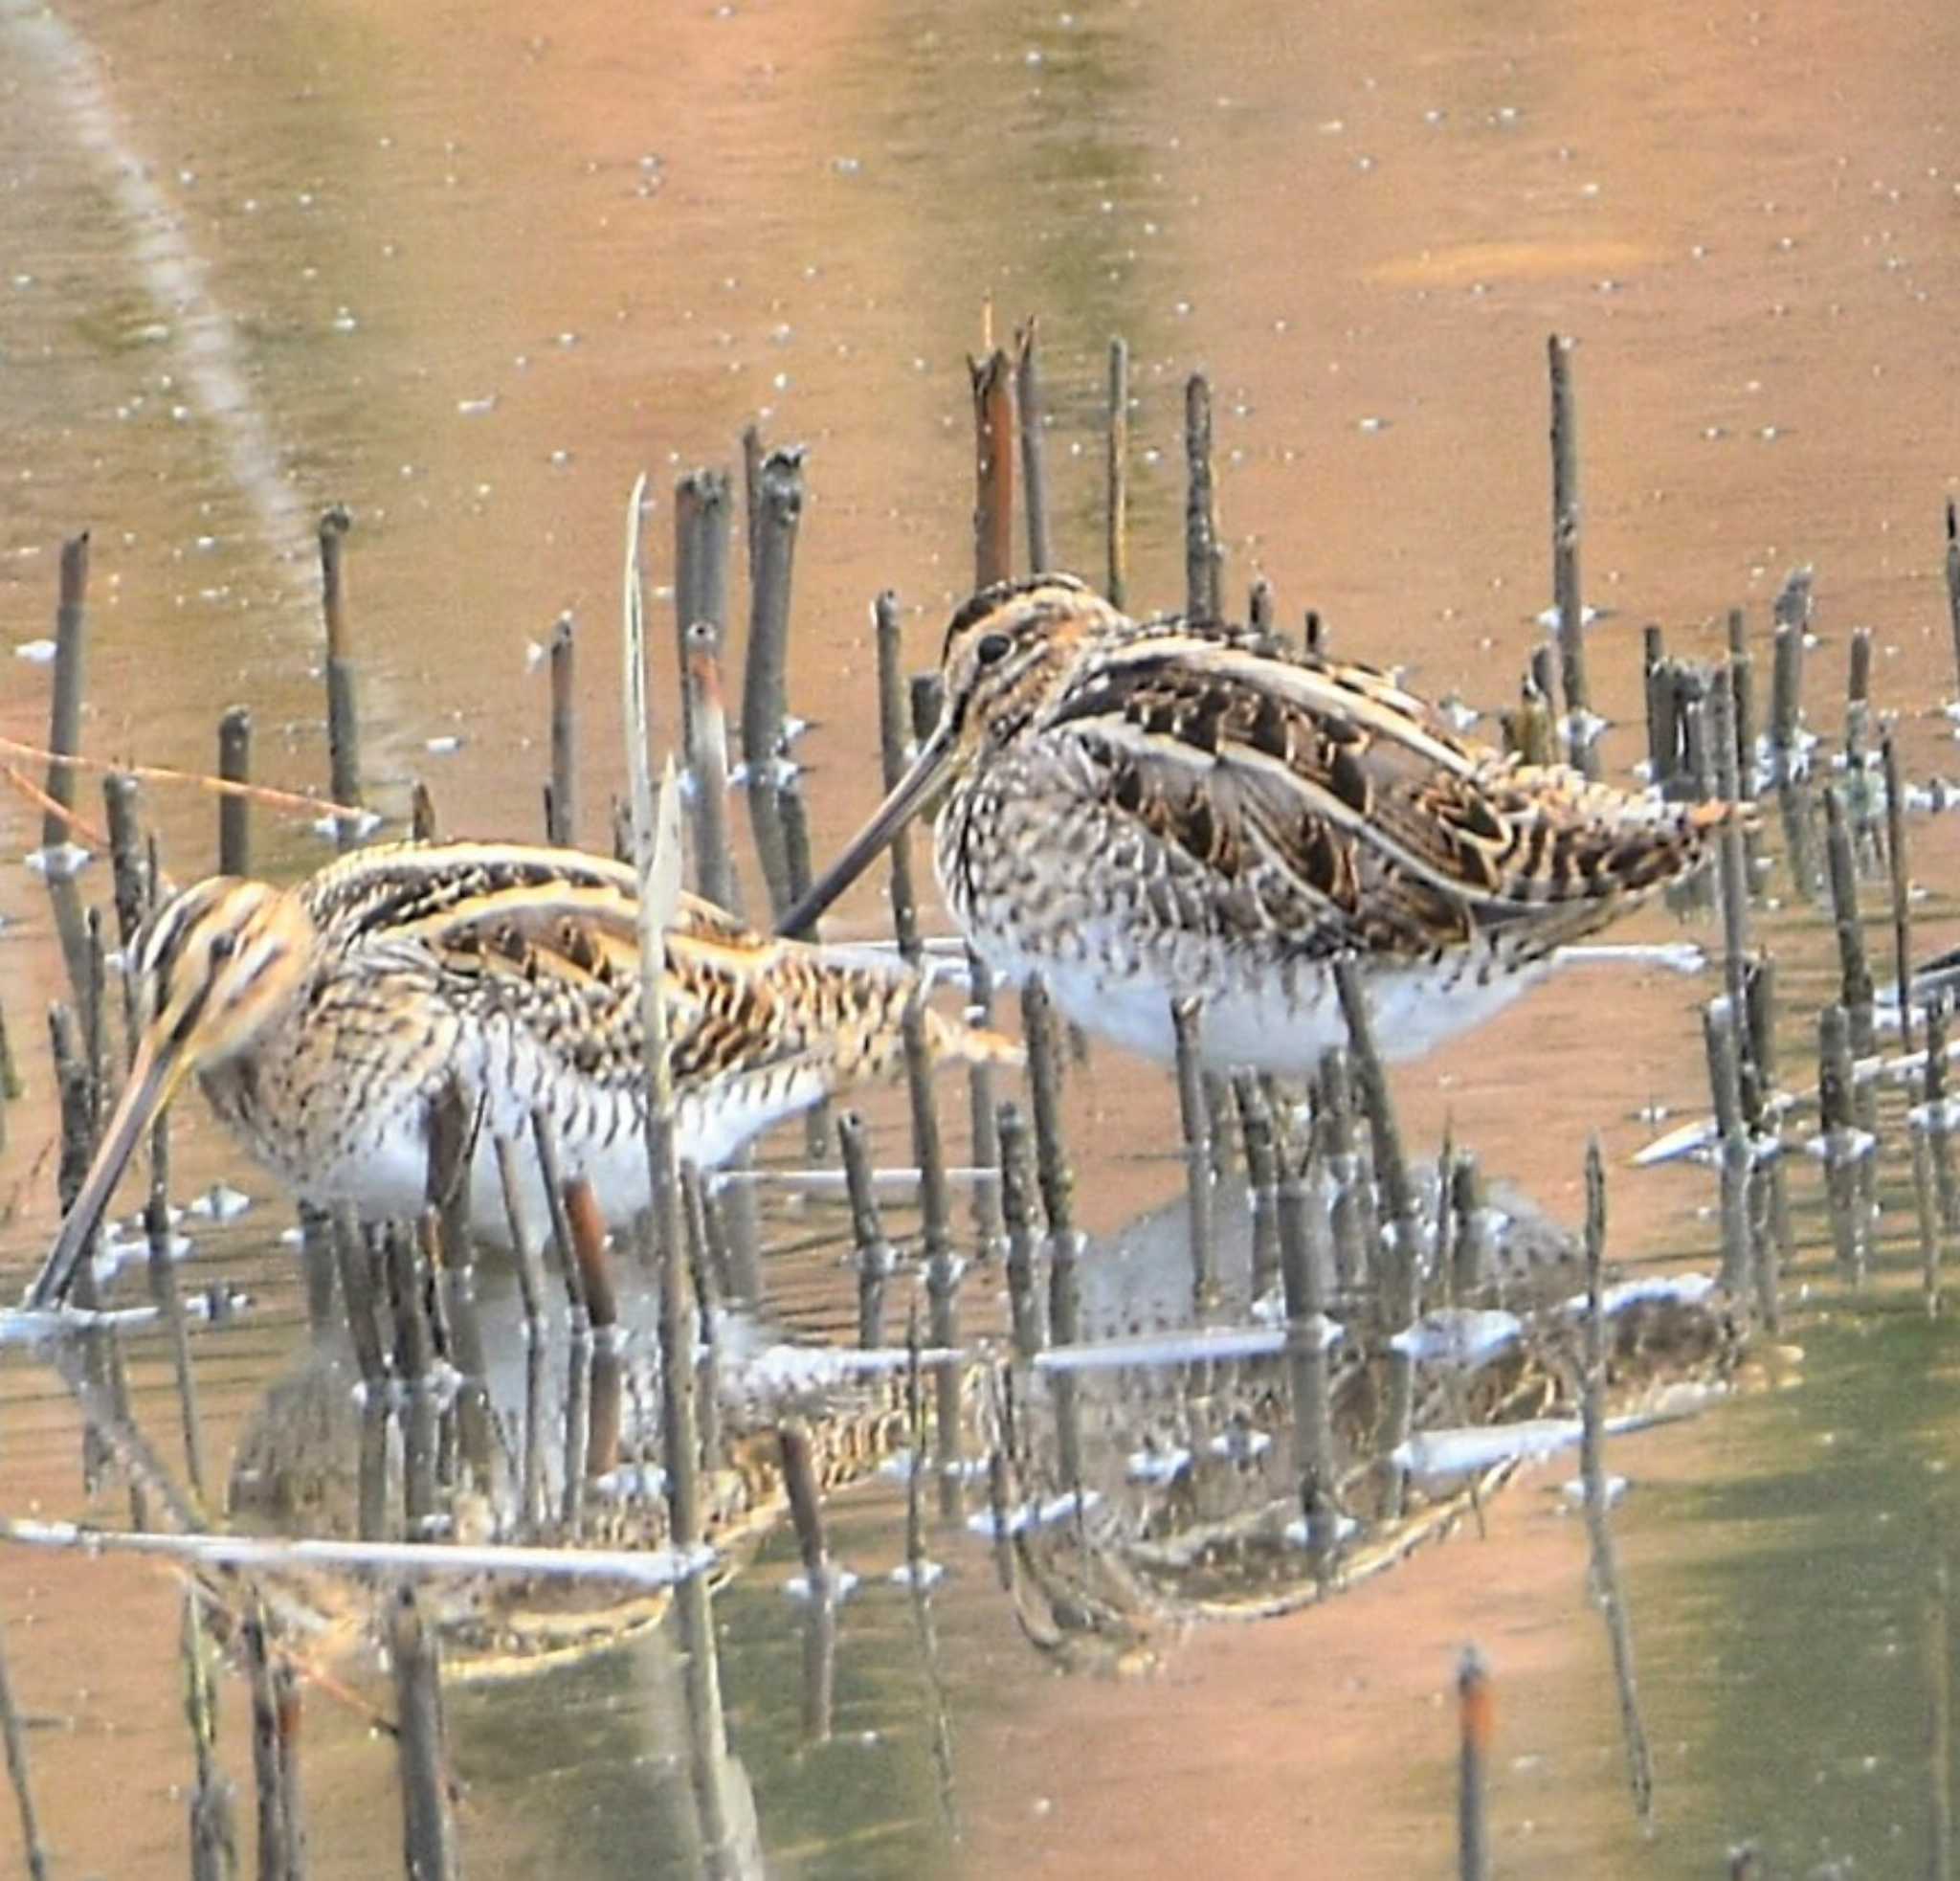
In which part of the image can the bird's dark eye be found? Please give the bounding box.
[208,931,237,965]
[975,631,1013,666]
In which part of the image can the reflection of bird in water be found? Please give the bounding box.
[29,840,1015,1307]
[221,1282,936,1673]
[783,573,1733,1067]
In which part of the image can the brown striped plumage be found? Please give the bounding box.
[28,840,1014,1307]
[782,574,1731,1069]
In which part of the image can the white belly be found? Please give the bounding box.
[978,939,1551,1071]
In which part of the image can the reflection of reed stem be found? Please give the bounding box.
[1015,319,1050,574]
[245,1605,307,1880]
[1234,1075,1281,1299]
[0,1592,50,1881]
[837,1109,895,1348]
[390,1588,458,1880]
[1456,1645,1492,1880]
[1578,1139,1655,1831]
[997,1103,1046,1358]
[1171,998,1217,1312]
[1105,338,1129,609]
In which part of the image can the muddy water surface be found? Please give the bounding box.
[3,0,1960,1874]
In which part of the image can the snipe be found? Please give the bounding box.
[29,840,1013,1307]
[781,574,1731,1070]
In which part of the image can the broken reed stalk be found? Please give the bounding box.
[1818,1003,1866,1279]
[970,347,1015,589]
[428,1087,493,1487]
[101,775,146,973]
[964,951,1006,1253]
[1706,672,1752,1031]
[741,423,765,571]
[561,1301,592,1537]
[492,1137,548,1337]
[1884,732,1914,1052]
[996,1101,1046,1358]
[331,1206,389,1390]
[677,1175,724,1475]
[675,467,732,767]
[546,614,576,846]
[1738,958,1786,1333]
[1930,1531,1955,1877]
[1015,319,1051,572]
[1547,334,1596,777]
[742,445,806,921]
[1579,1139,1656,1831]
[1769,568,1813,779]
[903,1304,928,1575]
[1170,999,1218,1311]
[1316,1051,1370,1294]
[1248,576,1275,637]
[871,590,924,958]
[779,1419,836,1596]
[1675,667,1714,804]
[390,1589,458,1881]
[1731,657,1759,801]
[1702,1001,1753,1299]
[1913,1097,1944,1320]
[145,1178,209,1500]
[681,620,740,915]
[385,1225,439,1532]
[625,477,738,1868]
[244,1607,306,1881]
[318,506,364,851]
[0,1607,49,1881]
[181,1588,237,1881]
[903,1001,966,1517]
[1927,1002,1960,1238]
[217,705,252,875]
[836,1109,896,1348]
[0,1005,18,1105]
[1332,957,1420,1509]
[40,530,89,858]
[1503,670,1555,767]
[1823,787,1876,1052]
[562,1177,619,1333]
[530,1110,589,1318]
[1275,1136,1338,1556]
[1235,1074,1282,1299]
[1450,1153,1491,1299]
[1457,1646,1492,1881]
[1023,974,1084,1489]
[1184,372,1220,622]
[1947,498,1960,698]
[1844,626,1874,787]
[1330,961,1419,1323]
[1106,337,1129,608]
[1822,783,1884,1237]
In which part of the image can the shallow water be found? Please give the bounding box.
[4,0,1960,1874]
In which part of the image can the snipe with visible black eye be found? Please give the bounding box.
[27,840,1018,1308]
[780,573,1737,1071]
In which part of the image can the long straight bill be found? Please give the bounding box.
[775,716,959,939]
[25,1031,190,1308]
